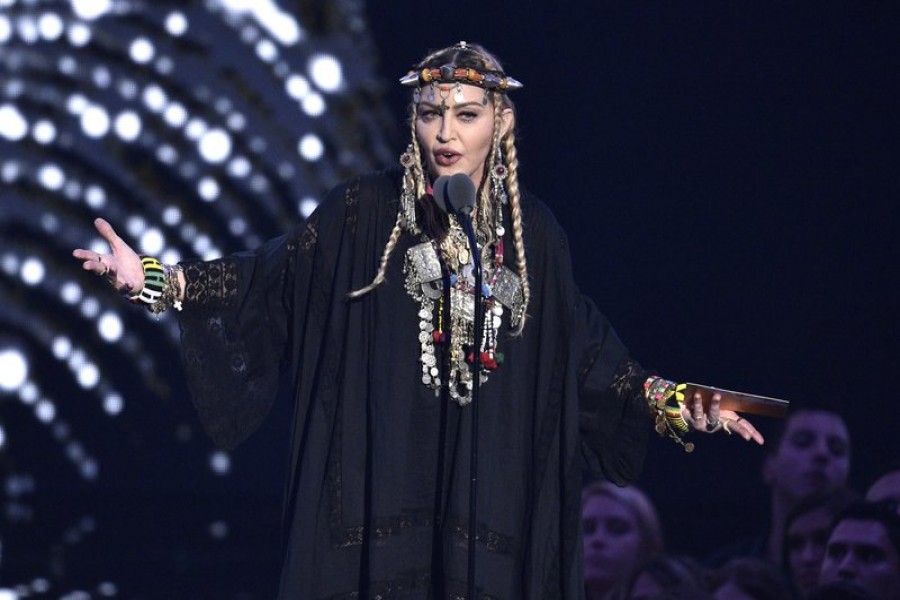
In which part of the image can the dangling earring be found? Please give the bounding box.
[399,145,421,235]
[489,154,509,237]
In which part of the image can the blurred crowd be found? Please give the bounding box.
[583,408,900,600]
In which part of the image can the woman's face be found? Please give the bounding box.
[583,494,644,596]
[414,83,512,189]
[786,506,833,596]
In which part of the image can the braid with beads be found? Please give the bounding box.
[503,127,530,334]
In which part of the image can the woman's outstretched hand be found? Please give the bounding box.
[72,218,144,296]
[686,391,765,445]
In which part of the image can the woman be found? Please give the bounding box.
[581,482,664,599]
[74,42,762,599]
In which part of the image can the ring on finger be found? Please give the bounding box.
[97,256,110,276]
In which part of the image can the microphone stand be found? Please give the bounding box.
[456,209,483,600]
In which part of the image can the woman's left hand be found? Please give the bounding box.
[685,392,765,445]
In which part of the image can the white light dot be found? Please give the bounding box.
[17,16,39,44]
[227,156,251,178]
[0,425,6,450]
[67,22,91,46]
[163,102,187,128]
[198,128,232,164]
[85,185,106,208]
[98,582,118,596]
[103,393,123,416]
[126,215,147,238]
[80,296,100,318]
[193,234,212,254]
[72,0,112,21]
[81,104,110,138]
[198,177,220,201]
[77,363,100,389]
[66,93,88,115]
[140,227,165,254]
[60,281,83,304]
[2,254,19,275]
[20,382,39,404]
[299,197,318,218]
[161,248,182,265]
[285,74,309,99]
[32,120,56,144]
[0,16,10,44]
[228,218,247,236]
[37,13,64,41]
[92,66,111,88]
[209,520,229,540]
[226,112,245,131]
[21,257,45,286]
[58,55,77,75]
[129,37,155,64]
[255,39,277,62]
[162,206,182,226]
[157,144,178,164]
[98,312,123,342]
[0,349,28,392]
[298,134,323,161]
[1,161,20,182]
[0,104,28,141]
[80,458,99,480]
[185,118,207,140]
[52,336,73,359]
[142,85,167,112]
[301,92,325,117]
[165,12,188,36]
[35,399,56,423]
[38,163,65,190]
[114,110,142,141]
[309,54,344,93]
[209,451,230,475]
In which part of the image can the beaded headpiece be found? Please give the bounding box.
[398,41,523,91]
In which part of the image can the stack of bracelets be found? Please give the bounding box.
[129,256,183,315]
[643,376,693,452]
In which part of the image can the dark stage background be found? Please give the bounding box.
[0,1,897,598]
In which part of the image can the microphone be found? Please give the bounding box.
[433,173,477,219]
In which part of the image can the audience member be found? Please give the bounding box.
[806,580,876,600]
[609,554,712,600]
[783,489,860,598]
[818,502,900,600]
[866,465,900,509]
[582,482,664,599]
[711,557,793,600]
[707,408,851,566]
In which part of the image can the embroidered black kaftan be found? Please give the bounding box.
[178,168,651,599]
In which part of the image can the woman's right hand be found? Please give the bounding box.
[72,218,144,296]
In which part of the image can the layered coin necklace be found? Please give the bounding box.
[403,214,524,405]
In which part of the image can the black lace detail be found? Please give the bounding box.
[607,357,652,416]
[344,177,359,233]
[182,258,239,309]
[322,571,500,600]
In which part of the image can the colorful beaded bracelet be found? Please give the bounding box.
[129,256,165,306]
[129,256,183,315]
[643,377,694,452]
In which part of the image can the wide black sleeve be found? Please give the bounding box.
[574,294,652,484]
[175,178,347,450]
